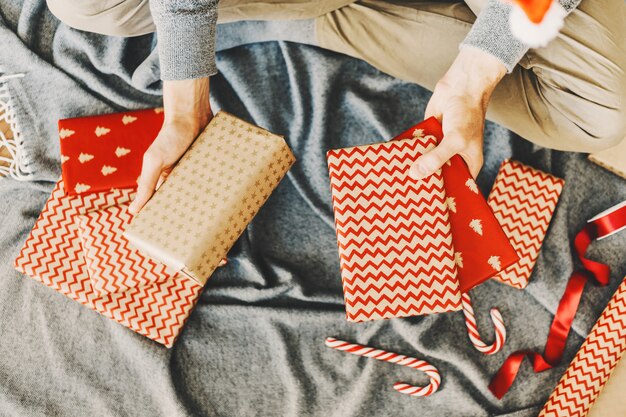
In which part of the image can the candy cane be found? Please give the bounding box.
[324,337,440,397]
[462,293,506,355]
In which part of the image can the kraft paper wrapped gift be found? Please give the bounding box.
[14,181,202,348]
[326,130,462,322]
[390,118,520,293]
[487,160,564,289]
[59,108,164,195]
[540,275,626,417]
[124,111,296,285]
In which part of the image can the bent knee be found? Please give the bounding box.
[538,77,626,153]
[46,0,155,37]
[585,104,626,151]
[565,103,626,153]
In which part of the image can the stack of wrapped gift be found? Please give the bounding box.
[326,117,564,322]
[14,111,295,347]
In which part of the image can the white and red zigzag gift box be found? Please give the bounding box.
[487,160,564,289]
[326,134,462,322]
[14,181,202,348]
[540,275,626,417]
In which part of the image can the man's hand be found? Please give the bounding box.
[409,47,507,180]
[128,78,212,214]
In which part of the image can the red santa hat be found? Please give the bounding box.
[508,0,567,48]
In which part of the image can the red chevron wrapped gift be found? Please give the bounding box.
[487,160,564,289]
[326,134,462,322]
[14,181,202,347]
[539,276,626,417]
[59,108,163,195]
[391,118,520,292]
[76,204,177,295]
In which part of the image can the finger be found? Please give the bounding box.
[129,152,162,214]
[458,147,484,179]
[409,140,459,180]
[155,169,171,191]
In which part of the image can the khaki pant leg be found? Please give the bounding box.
[46,0,155,36]
[217,0,356,22]
[317,0,476,92]
[46,0,356,36]
[317,0,626,152]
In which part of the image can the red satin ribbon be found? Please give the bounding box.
[489,202,626,399]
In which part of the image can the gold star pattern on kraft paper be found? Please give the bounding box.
[124,112,296,285]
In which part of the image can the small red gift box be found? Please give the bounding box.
[58,108,163,195]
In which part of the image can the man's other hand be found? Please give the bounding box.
[129,78,212,214]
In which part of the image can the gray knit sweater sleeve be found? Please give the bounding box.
[149,0,219,80]
[460,0,581,73]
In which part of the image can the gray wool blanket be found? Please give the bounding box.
[0,1,625,416]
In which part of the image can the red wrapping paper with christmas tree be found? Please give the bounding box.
[390,118,519,293]
[58,108,163,195]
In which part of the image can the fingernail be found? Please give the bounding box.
[409,164,429,180]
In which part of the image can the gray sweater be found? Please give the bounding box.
[149,0,219,80]
[149,0,582,80]
[461,0,582,72]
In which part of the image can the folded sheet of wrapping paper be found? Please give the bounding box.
[327,133,462,322]
[487,160,564,289]
[76,203,178,295]
[59,108,164,195]
[391,118,519,293]
[539,276,626,417]
[14,181,202,348]
[124,111,296,286]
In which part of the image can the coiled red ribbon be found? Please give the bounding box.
[489,201,626,399]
